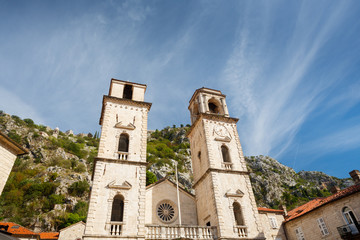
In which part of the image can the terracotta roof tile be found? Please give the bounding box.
[0,222,36,236]
[286,183,360,222]
[258,207,284,214]
[39,232,59,239]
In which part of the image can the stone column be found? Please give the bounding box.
[203,95,209,113]
[220,98,229,116]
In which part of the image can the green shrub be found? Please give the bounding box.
[74,201,88,217]
[11,115,23,125]
[68,181,89,197]
[74,164,86,173]
[8,130,22,144]
[24,118,35,127]
[146,171,157,186]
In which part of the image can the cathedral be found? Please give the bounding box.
[82,79,286,240]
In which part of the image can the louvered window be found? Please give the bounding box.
[269,216,278,228]
[295,227,305,240]
[317,217,329,236]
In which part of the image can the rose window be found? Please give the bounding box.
[157,202,175,222]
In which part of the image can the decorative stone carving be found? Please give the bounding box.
[108,180,132,190]
[213,125,231,142]
[114,122,136,130]
[225,189,244,198]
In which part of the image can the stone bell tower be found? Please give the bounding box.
[83,79,151,240]
[187,88,264,239]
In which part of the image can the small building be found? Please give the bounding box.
[58,221,84,240]
[0,131,27,195]
[284,170,360,240]
[258,207,286,240]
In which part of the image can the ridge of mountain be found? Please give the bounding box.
[0,111,353,231]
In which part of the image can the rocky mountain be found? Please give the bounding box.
[0,111,354,232]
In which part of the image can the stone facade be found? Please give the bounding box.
[0,131,27,195]
[83,79,151,240]
[258,208,286,240]
[187,88,264,239]
[145,179,197,226]
[58,221,85,240]
[284,182,360,240]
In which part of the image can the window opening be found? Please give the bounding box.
[206,222,211,226]
[317,217,329,236]
[123,84,133,100]
[233,202,244,226]
[295,227,305,240]
[208,102,219,114]
[118,134,129,152]
[221,145,231,163]
[269,216,278,228]
[157,202,175,222]
[111,195,124,222]
[198,151,201,161]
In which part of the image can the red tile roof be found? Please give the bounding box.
[258,207,284,214]
[286,183,360,222]
[39,232,59,239]
[0,222,36,236]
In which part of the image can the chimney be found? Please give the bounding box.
[349,170,360,184]
[330,185,340,194]
[280,205,288,216]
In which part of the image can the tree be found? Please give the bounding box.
[146,171,157,186]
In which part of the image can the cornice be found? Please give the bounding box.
[193,167,249,188]
[99,95,152,125]
[186,113,239,137]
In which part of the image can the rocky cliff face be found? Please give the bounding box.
[0,112,97,231]
[0,112,354,232]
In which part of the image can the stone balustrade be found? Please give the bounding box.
[222,162,233,170]
[146,225,217,239]
[117,151,129,160]
[234,226,248,238]
[107,222,123,236]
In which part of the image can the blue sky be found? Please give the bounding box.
[1,0,360,178]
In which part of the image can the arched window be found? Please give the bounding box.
[221,145,231,163]
[111,195,124,222]
[343,207,357,225]
[233,202,244,225]
[208,102,218,114]
[123,84,133,100]
[208,99,223,114]
[118,134,129,152]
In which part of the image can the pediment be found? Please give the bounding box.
[115,121,136,130]
[225,189,244,198]
[108,180,132,190]
[215,136,231,142]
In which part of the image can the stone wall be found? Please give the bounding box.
[258,211,286,240]
[0,142,17,195]
[145,180,197,225]
[285,191,360,240]
[58,221,85,240]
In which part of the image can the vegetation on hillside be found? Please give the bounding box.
[0,111,353,232]
[0,112,97,231]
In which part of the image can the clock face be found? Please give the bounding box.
[214,125,229,138]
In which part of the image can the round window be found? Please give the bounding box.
[156,200,177,223]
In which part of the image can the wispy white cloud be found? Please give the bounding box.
[222,2,353,157]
